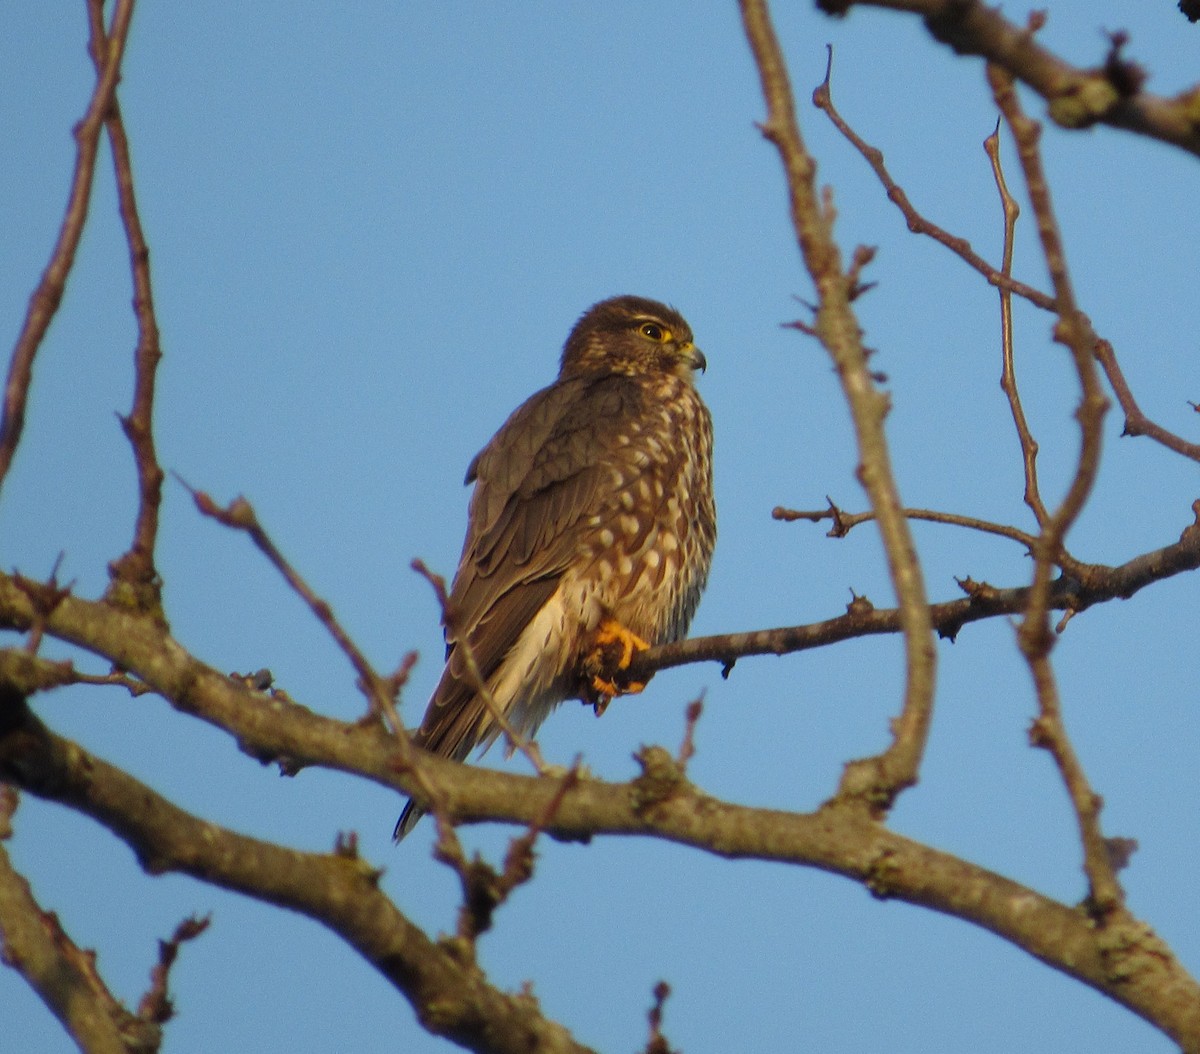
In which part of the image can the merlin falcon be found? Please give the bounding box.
[395,295,715,838]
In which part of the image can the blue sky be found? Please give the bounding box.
[4,3,1200,1052]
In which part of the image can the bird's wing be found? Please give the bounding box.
[454,375,641,628]
[413,375,646,752]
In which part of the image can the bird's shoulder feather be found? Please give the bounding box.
[464,374,646,569]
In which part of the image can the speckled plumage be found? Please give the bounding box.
[395,296,715,839]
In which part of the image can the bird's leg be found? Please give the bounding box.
[579,618,651,715]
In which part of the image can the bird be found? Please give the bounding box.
[395,295,716,839]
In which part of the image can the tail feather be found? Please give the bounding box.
[393,669,484,841]
[393,577,567,841]
[393,798,424,841]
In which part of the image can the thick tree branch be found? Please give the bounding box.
[740,0,936,813]
[0,577,416,800]
[0,698,596,1054]
[816,0,1200,159]
[0,786,144,1054]
[4,656,1200,1050]
[5,525,1200,1049]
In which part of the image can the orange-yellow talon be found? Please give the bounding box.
[591,675,619,697]
[580,618,651,713]
[591,618,650,665]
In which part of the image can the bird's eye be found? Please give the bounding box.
[639,322,670,342]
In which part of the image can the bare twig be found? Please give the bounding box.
[179,484,452,834]
[741,0,936,813]
[677,696,704,771]
[642,981,678,1054]
[1094,339,1200,463]
[635,498,1200,680]
[437,760,580,945]
[988,64,1120,915]
[987,65,1107,622]
[183,484,399,724]
[12,560,72,656]
[0,0,138,492]
[772,499,1062,564]
[73,669,154,695]
[1,642,154,705]
[813,49,1054,311]
[814,44,1199,475]
[136,915,211,1025]
[84,0,167,614]
[984,123,1050,526]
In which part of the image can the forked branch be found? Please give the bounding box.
[0,0,138,491]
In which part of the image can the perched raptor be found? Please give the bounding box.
[395,295,715,838]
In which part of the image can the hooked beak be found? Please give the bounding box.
[682,343,707,374]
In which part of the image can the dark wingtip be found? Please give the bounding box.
[393,800,424,842]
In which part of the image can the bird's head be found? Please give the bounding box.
[559,296,706,381]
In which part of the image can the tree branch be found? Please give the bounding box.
[6,524,1200,1048]
[5,496,1200,748]
[988,63,1120,915]
[0,786,144,1054]
[740,0,936,813]
[1094,338,1200,463]
[816,0,1200,159]
[641,498,1200,677]
[0,696,597,1054]
[814,36,1200,475]
[0,0,138,491]
[88,0,167,617]
[812,50,1055,311]
[984,121,1051,526]
[773,500,1045,557]
[5,649,1200,1049]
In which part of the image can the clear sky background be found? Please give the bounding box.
[4,3,1199,1052]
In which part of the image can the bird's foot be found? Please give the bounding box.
[580,619,650,715]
